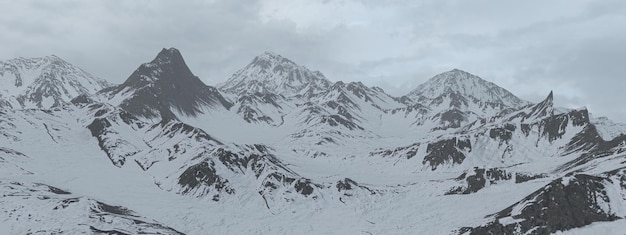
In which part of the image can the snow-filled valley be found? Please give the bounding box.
[1,48,626,234]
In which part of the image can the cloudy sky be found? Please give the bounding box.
[2,0,625,121]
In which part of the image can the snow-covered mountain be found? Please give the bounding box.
[2,48,626,234]
[219,51,331,97]
[0,55,109,109]
[406,68,527,108]
[398,69,531,132]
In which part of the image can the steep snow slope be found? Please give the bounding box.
[0,55,109,109]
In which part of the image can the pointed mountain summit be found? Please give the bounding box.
[506,90,556,123]
[219,51,331,97]
[407,69,527,108]
[0,55,109,109]
[121,48,195,88]
[101,48,231,120]
[400,69,530,131]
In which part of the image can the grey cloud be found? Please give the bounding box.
[1,0,625,122]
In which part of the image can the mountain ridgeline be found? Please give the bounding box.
[1,47,626,234]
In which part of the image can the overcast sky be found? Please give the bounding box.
[1,0,625,122]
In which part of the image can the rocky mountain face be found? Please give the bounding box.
[0,55,109,109]
[97,48,232,120]
[1,48,626,234]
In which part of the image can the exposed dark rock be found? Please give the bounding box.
[423,137,471,170]
[432,109,466,130]
[53,198,80,210]
[178,161,234,197]
[46,185,71,195]
[336,178,357,191]
[86,118,119,163]
[463,174,620,235]
[558,124,626,172]
[87,118,111,137]
[447,168,512,195]
[96,202,135,216]
[370,143,420,159]
[320,115,363,130]
[89,226,132,235]
[259,171,322,197]
[294,179,315,196]
[485,168,512,183]
[215,148,248,174]
[515,172,548,184]
[94,109,107,117]
[520,123,531,137]
[489,124,516,143]
[539,113,570,142]
[70,94,94,105]
[118,111,144,129]
[569,108,590,127]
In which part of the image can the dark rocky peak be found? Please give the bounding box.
[102,48,231,120]
[153,48,185,66]
[122,47,195,88]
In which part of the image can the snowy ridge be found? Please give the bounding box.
[0,55,109,109]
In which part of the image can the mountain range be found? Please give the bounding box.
[1,48,626,234]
